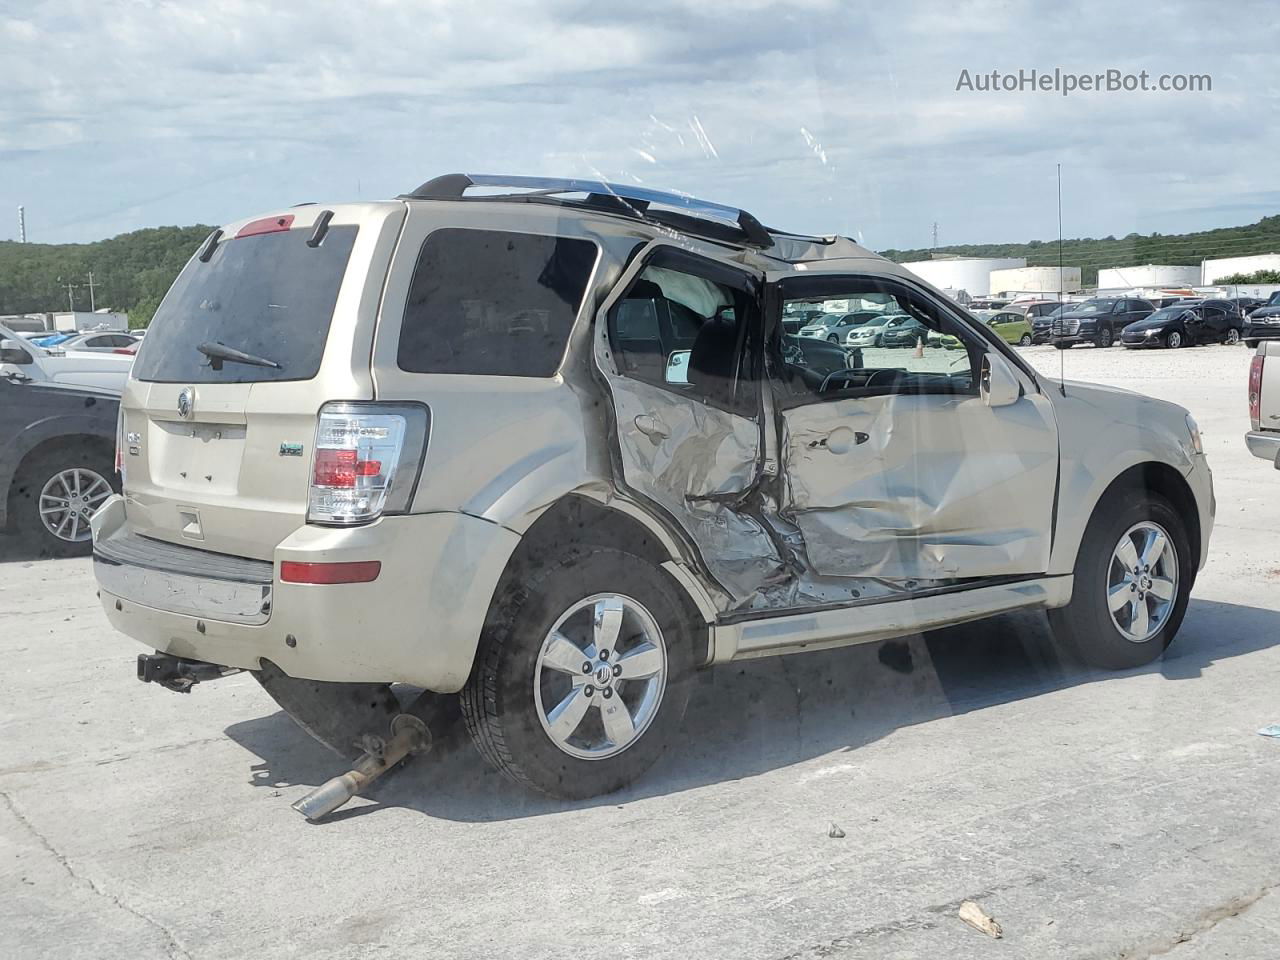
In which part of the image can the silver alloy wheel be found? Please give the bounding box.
[38,467,112,543]
[1107,521,1178,644]
[1167,331,1182,348]
[1225,328,1240,345]
[533,593,668,761]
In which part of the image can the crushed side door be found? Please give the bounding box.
[592,242,783,606]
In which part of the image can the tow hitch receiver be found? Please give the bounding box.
[137,653,242,693]
[292,714,432,821]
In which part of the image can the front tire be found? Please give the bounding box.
[1048,489,1192,670]
[1096,326,1114,348]
[827,334,839,344]
[1245,339,1259,348]
[461,547,694,799]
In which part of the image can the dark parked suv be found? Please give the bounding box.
[1,377,120,556]
[1245,292,1280,348]
[1051,298,1155,348]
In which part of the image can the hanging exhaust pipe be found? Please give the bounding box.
[291,714,431,821]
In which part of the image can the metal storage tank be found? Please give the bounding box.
[1201,254,1280,284]
[898,257,1025,297]
[989,265,1081,295]
[1096,264,1200,289]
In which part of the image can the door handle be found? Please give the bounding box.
[634,414,670,440]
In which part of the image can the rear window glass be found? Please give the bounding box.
[397,228,598,377]
[132,225,358,383]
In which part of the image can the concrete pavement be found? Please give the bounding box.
[3,343,1278,959]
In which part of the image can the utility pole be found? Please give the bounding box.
[17,205,26,243]
[932,221,939,251]
[56,276,75,312]
[87,271,97,311]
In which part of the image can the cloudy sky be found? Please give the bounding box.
[1,0,1277,251]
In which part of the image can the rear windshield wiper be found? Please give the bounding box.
[197,341,282,371]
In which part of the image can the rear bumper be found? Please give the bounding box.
[1246,430,1280,464]
[90,496,522,691]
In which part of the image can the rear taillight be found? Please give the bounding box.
[1249,353,1264,430]
[307,402,429,525]
[114,407,125,479]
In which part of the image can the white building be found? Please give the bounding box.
[1201,254,1280,284]
[51,310,128,332]
[899,256,1025,297]
[1096,264,1200,290]
[989,265,1081,296]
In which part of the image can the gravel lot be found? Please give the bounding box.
[4,341,1278,960]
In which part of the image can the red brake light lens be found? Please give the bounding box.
[1249,354,1264,428]
[236,214,295,238]
[313,448,357,487]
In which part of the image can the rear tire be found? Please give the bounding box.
[1048,489,1192,670]
[8,445,118,558]
[1018,333,1032,345]
[461,547,695,799]
[1245,339,1259,349]
[1224,327,1241,345]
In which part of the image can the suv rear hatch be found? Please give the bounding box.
[120,204,404,560]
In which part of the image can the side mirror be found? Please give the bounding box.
[0,340,34,365]
[981,351,1020,407]
[665,350,691,384]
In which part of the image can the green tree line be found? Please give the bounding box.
[2,214,1278,329]
[879,214,1280,286]
[0,225,212,329]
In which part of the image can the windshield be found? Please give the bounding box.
[1147,306,1192,321]
[1071,300,1115,315]
[132,225,358,383]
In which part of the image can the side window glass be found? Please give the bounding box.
[607,261,757,414]
[779,281,978,405]
[398,228,598,377]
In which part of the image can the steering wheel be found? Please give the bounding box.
[863,368,901,389]
[819,369,858,393]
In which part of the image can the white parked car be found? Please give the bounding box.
[58,332,142,355]
[0,323,133,393]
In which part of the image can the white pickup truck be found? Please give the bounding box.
[0,322,133,393]
[1247,341,1280,465]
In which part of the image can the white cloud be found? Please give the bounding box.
[0,0,1276,247]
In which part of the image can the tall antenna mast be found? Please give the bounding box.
[932,221,939,250]
[1058,163,1066,396]
[17,205,25,243]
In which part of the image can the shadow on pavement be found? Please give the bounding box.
[224,597,1280,824]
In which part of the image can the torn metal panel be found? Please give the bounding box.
[780,391,1058,580]
[608,376,782,600]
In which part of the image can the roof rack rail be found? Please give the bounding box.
[403,174,773,249]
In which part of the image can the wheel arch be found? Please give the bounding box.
[1058,461,1200,583]
[489,494,716,664]
[2,430,115,528]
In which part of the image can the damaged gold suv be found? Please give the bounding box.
[92,174,1214,802]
